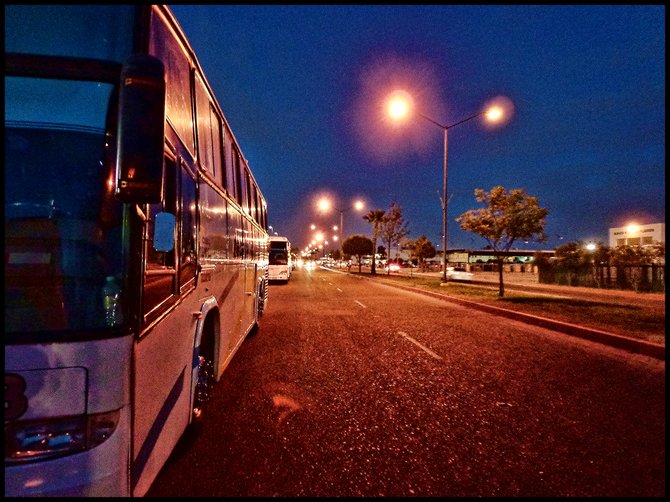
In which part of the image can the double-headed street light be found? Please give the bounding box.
[317,197,365,248]
[387,91,506,282]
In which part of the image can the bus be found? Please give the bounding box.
[268,236,292,282]
[5,5,269,497]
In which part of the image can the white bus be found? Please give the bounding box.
[5,5,269,496]
[268,236,292,282]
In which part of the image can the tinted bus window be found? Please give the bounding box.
[149,11,195,154]
[195,73,222,179]
[144,155,177,317]
[179,164,197,289]
[5,5,135,62]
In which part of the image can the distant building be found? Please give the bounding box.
[425,249,555,267]
[609,223,665,248]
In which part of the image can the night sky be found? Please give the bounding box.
[169,4,665,252]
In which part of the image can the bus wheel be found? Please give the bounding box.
[257,282,266,318]
[192,348,214,423]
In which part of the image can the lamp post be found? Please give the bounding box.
[338,201,365,244]
[317,197,364,250]
[387,93,505,282]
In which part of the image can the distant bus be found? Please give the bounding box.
[268,236,292,282]
[5,5,269,497]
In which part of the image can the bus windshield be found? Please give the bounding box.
[5,5,136,63]
[269,249,288,265]
[5,76,125,334]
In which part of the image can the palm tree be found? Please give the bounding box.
[363,209,386,275]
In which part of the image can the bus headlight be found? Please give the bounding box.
[5,410,120,463]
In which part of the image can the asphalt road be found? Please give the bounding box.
[146,266,665,497]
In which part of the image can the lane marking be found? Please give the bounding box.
[336,288,343,293]
[354,300,368,309]
[397,331,443,360]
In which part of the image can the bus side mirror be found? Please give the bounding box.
[115,54,166,204]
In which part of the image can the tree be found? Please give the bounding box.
[342,234,373,273]
[408,235,436,271]
[363,209,386,275]
[609,243,665,266]
[378,201,410,275]
[456,186,548,297]
[542,241,607,286]
[537,241,664,291]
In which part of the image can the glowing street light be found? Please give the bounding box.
[626,223,640,235]
[386,91,510,282]
[317,198,331,213]
[317,196,365,246]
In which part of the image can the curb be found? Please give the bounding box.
[346,271,665,361]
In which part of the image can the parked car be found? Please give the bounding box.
[446,266,474,281]
[385,258,411,272]
[386,261,401,272]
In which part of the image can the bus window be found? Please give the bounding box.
[220,126,228,191]
[234,147,245,210]
[225,136,238,201]
[259,200,267,230]
[199,182,228,262]
[246,170,255,219]
[143,155,177,318]
[195,73,221,179]
[211,109,223,188]
[229,210,243,259]
[250,183,258,224]
[149,11,194,155]
[179,163,197,289]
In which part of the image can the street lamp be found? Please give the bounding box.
[387,91,507,282]
[317,197,365,247]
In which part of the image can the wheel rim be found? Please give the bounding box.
[257,285,265,317]
[193,354,214,419]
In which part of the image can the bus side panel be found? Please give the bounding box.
[5,336,133,497]
[132,228,257,496]
[131,297,199,496]
[229,215,256,356]
[132,205,254,495]
[199,181,256,378]
[211,263,247,376]
[242,219,258,330]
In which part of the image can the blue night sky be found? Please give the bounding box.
[169,4,665,252]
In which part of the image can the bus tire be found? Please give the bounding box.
[257,280,266,318]
[191,316,215,427]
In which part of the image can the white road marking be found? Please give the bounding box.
[336,288,343,293]
[354,300,367,309]
[397,331,443,360]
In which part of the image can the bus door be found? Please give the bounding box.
[132,153,198,495]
